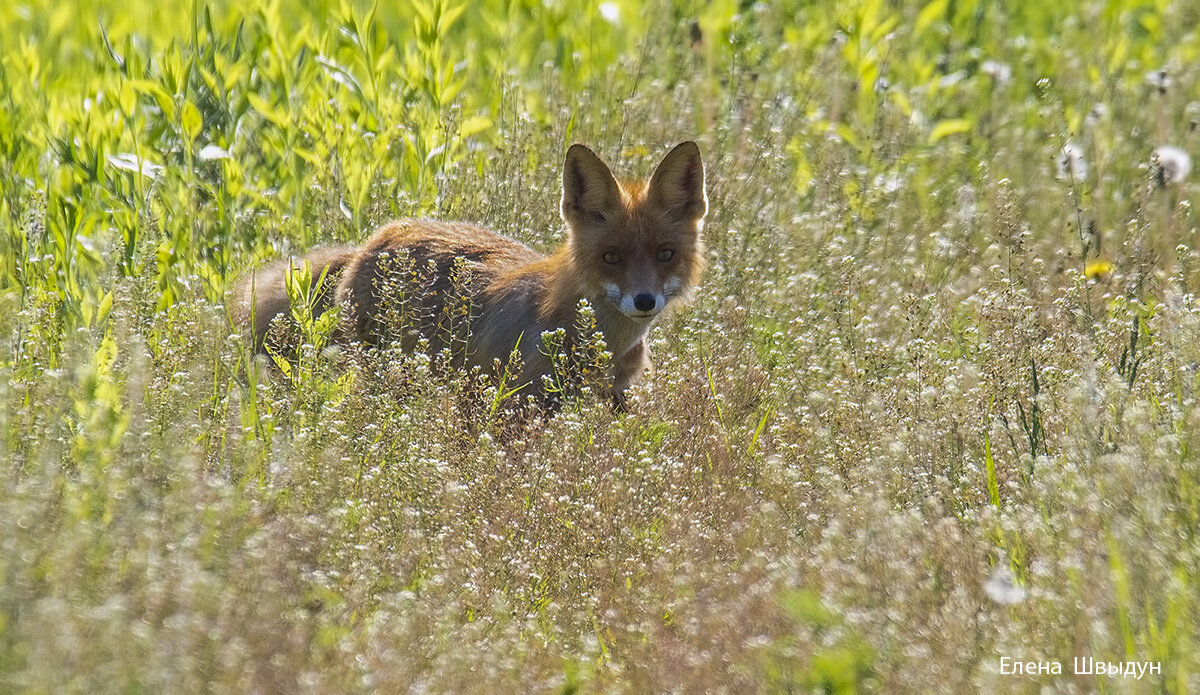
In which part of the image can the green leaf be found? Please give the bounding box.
[268,345,293,377]
[128,78,176,120]
[440,2,466,33]
[915,0,949,35]
[984,433,1000,508]
[928,118,971,144]
[247,92,291,127]
[835,123,862,152]
[459,115,492,138]
[181,99,203,142]
[96,291,113,325]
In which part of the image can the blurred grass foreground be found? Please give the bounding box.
[2,0,1200,691]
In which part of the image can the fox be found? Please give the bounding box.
[234,141,708,407]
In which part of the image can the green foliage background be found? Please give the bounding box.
[2,0,1200,691]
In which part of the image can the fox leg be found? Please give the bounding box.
[612,338,651,411]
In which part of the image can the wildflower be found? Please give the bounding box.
[1152,145,1191,186]
[199,144,231,161]
[985,565,1028,605]
[980,60,1012,86]
[1056,141,1087,181]
[873,173,902,194]
[1083,259,1113,280]
[1085,103,1108,127]
[598,2,619,25]
[1145,68,1171,94]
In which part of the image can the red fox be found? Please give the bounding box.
[235,141,707,406]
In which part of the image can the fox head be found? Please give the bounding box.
[561,141,707,321]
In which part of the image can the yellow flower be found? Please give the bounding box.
[1084,259,1113,279]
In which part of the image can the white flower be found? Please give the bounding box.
[1056,141,1087,181]
[198,144,231,161]
[1153,145,1191,186]
[985,565,1028,605]
[981,60,1012,86]
[598,2,620,25]
[1145,68,1171,93]
[873,173,902,194]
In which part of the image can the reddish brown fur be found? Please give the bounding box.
[336,219,544,352]
[234,246,356,358]
[232,142,708,406]
[549,178,706,320]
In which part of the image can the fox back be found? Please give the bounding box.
[234,141,708,406]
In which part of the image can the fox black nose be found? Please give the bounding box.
[633,293,656,312]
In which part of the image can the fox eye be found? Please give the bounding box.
[656,248,675,262]
[603,251,621,264]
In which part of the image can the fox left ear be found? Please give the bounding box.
[647,141,707,224]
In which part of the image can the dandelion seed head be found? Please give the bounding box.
[1152,145,1191,186]
[1145,68,1171,93]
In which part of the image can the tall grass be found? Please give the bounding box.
[2,0,1199,691]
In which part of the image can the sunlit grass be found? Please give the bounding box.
[2,0,1200,691]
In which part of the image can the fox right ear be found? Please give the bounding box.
[562,144,623,226]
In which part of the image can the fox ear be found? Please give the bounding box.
[647,141,707,223]
[562,144,623,227]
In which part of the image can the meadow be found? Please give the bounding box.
[2,0,1199,691]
